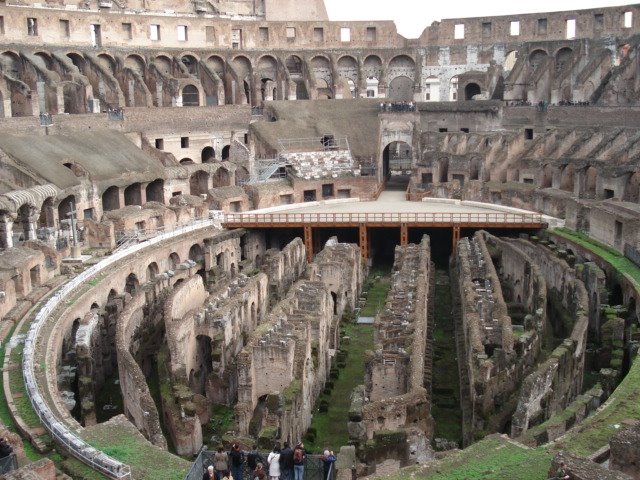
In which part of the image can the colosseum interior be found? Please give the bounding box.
[0,0,639,479]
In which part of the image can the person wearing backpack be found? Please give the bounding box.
[293,443,305,480]
[229,443,245,480]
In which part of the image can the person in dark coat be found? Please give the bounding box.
[278,442,294,480]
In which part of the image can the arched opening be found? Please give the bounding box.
[153,55,172,76]
[541,164,553,188]
[180,158,194,165]
[331,291,338,315]
[146,262,159,281]
[529,49,548,74]
[464,83,481,100]
[182,84,200,106]
[212,167,231,188]
[235,167,249,186]
[124,182,142,206]
[201,146,215,163]
[168,252,180,270]
[38,197,55,229]
[189,170,210,196]
[63,83,83,114]
[425,76,440,101]
[438,157,450,183]
[124,273,139,295]
[388,76,413,102]
[57,195,75,231]
[181,55,198,75]
[585,166,597,198]
[469,157,481,181]
[555,47,574,75]
[624,172,640,203]
[449,76,459,101]
[221,145,230,161]
[503,50,518,73]
[610,283,623,306]
[102,186,120,212]
[145,179,165,203]
[189,244,204,265]
[192,335,213,395]
[560,164,575,192]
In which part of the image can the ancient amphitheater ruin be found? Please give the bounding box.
[0,0,639,479]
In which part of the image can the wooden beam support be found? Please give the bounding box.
[400,223,408,247]
[452,225,461,256]
[359,224,369,260]
[304,225,313,263]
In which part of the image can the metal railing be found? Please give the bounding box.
[625,243,640,268]
[278,136,350,155]
[23,217,218,479]
[185,451,335,480]
[222,211,545,225]
[0,453,18,475]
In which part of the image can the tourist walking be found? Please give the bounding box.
[267,445,281,480]
[293,443,305,480]
[229,443,246,480]
[214,446,229,480]
[322,450,336,480]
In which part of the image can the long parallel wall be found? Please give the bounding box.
[355,236,433,470]
[506,237,590,437]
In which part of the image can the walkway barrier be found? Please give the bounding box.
[0,453,18,475]
[185,451,335,480]
[222,211,545,225]
[23,218,216,479]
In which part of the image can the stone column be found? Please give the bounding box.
[0,214,14,248]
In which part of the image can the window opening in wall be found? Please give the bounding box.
[150,24,161,41]
[340,27,351,42]
[594,13,604,29]
[122,22,132,40]
[313,27,324,42]
[279,194,293,205]
[231,28,242,48]
[482,22,492,36]
[624,11,633,28]
[366,27,377,41]
[304,190,317,202]
[566,18,576,39]
[155,138,164,150]
[454,23,465,39]
[460,127,469,133]
[206,26,215,42]
[322,184,334,198]
[230,201,242,212]
[510,20,520,36]
[181,137,189,148]
[525,128,534,140]
[0,17,4,35]
[60,19,70,38]
[286,27,296,40]
[615,220,623,245]
[337,189,351,199]
[177,25,188,41]
[91,24,101,47]
[421,173,433,185]
[452,174,465,187]
[439,128,448,132]
[27,18,38,36]
[538,18,548,34]
[83,208,95,220]
[244,133,249,144]
[523,178,534,184]
[259,27,269,42]
[604,188,615,199]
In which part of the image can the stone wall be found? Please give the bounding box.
[507,237,590,437]
[261,237,307,304]
[358,236,432,472]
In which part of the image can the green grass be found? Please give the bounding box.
[360,277,391,317]
[305,323,374,453]
[551,228,640,289]
[391,435,552,480]
[84,419,191,480]
[553,351,640,456]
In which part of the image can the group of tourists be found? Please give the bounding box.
[203,443,337,480]
[379,101,417,113]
